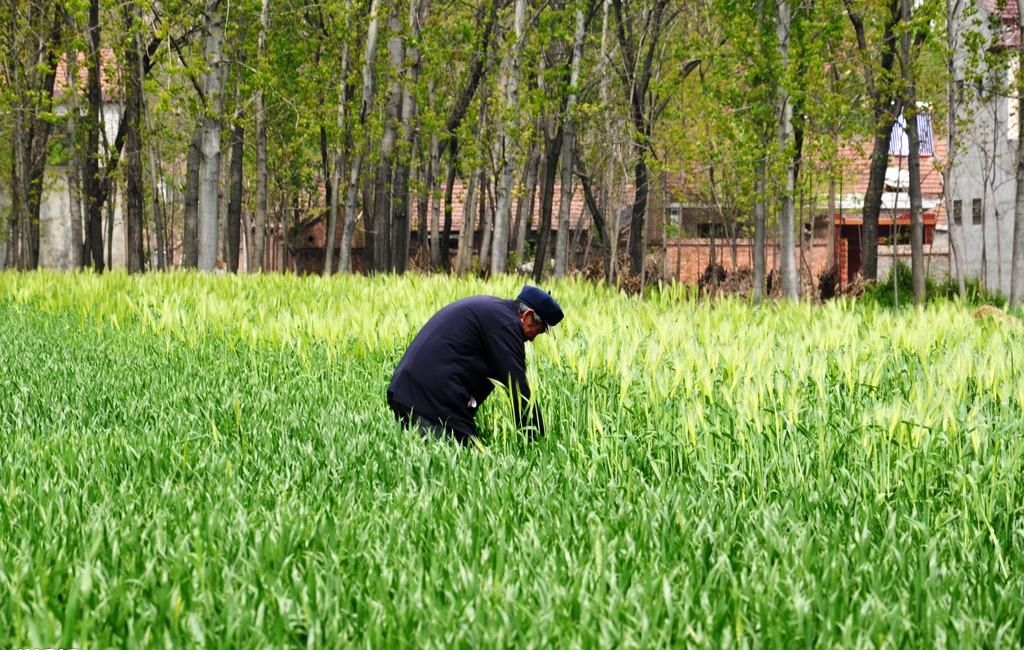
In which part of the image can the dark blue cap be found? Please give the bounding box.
[516,285,564,327]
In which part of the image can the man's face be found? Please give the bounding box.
[520,308,548,342]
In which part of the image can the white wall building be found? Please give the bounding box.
[947,0,1021,296]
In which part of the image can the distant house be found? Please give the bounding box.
[831,113,948,284]
[662,115,948,287]
[41,50,127,270]
[946,0,1020,296]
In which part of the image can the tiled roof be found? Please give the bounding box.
[980,0,1018,19]
[979,0,1020,48]
[835,134,947,200]
[53,50,120,103]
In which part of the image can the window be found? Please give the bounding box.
[666,203,681,227]
[972,198,982,225]
[953,200,962,226]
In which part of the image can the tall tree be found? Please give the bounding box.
[2,0,64,269]
[899,0,928,304]
[554,3,587,279]
[340,0,382,274]
[776,0,799,298]
[252,0,270,272]
[226,122,243,272]
[183,127,202,268]
[438,1,500,271]
[491,0,527,276]
[62,22,85,270]
[942,0,970,298]
[1012,0,1024,305]
[391,0,428,274]
[324,35,349,276]
[197,0,228,271]
[123,0,146,273]
[611,0,678,278]
[844,0,903,281]
[72,0,164,271]
[368,0,405,272]
[82,0,104,270]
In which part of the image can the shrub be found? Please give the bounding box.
[861,261,1008,309]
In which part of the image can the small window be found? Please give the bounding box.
[666,203,681,227]
[953,200,962,226]
[972,198,982,225]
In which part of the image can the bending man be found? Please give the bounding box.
[387,285,564,444]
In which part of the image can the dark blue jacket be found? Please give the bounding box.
[388,296,544,438]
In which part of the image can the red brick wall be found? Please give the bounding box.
[665,239,833,284]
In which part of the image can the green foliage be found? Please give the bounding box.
[1,271,1023,647]
[861,261,1009,309]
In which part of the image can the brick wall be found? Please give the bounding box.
[665,239,833,284]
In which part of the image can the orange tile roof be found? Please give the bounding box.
[835,136,947,200]
[53,49,120,103]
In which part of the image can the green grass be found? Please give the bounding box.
[1,270,1022,648]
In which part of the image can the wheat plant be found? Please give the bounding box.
[0,270,1022,648]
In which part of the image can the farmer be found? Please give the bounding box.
[387,285,564,445]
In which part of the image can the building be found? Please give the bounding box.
[946,0,1020,296]
[662,116,948,289]
[831,113,948,285]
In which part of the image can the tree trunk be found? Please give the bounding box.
[532,126,562,282]
[83,0,104,270]
[106,183,115,269]
[455,169,479,275]
[438,2,499,270]
[183,126,203,268]
[611,0,674,278]
[6,0,61,270]
[826,140,837,271]
[942,17,967,299]
[492,0,527,276]
[907,111,925,304]
[392,0,427,274]
[340,0,382,274]
[479,173,493,273]
[61,22,84,269]
[513,142,540,265]
[253,0,270,272]
[326,52,347,276]
[440,151,457,271]
[577,157,608,269]
[776,0,799,299]
[142,82,167,270]
[598,0,617,284]
[845,0,901,281]
[124,2,146,273]
[753,154,767,302]
[1012,0,1024,305]
[428,120,442,268]
[895,0,924,303]
[197,0,228,272]
[554,7,586,280]
[370,3,404,272]
[226,123,244,272]
[147,142,167,271]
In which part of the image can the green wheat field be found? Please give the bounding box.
[1,270,1022,648]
